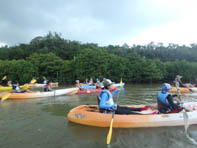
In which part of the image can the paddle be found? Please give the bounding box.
[106,78,122,145]
[175,81,188,122]
[21,79,37,91]
[1,93,11,102]
[2,76,7,80]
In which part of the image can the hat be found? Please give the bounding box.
[103,79,114,87]
[76,80,80,83]
[176,75,182,79]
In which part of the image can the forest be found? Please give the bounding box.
[0,32,197,84]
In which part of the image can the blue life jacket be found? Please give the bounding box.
[157,92,170,107]
[98,89,115,109]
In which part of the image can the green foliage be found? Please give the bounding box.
[0,60,36,84]
[27,52,65,82]
[1,33,197,84]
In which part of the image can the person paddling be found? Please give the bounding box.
[157,83,183,114]
[98,79,147,114]
[12,81,27,93]
[95,78,102,88]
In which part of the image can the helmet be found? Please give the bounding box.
[162,83,171,93]
[103,79,114,87]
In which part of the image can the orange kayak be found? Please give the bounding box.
[169,87,190,93]
[68,104,197,128]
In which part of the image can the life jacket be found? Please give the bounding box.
[157,92,170,107]
[98,89,114,107]
[12,84,17,90]
[96,82,101,88]
[15,86,21,93]
[47,84,51,89]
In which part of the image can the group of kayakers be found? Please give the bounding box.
[75,78,103,90]
[97,77,186,115]
[0,78,53,93]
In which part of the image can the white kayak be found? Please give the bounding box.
[112,82,125,88]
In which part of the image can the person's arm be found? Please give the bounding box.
[111,89,119,97]
[99,93,115,109]
[166,94,179,110]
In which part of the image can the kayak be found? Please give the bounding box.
[81,84,96,89]
[112,83,125,88]
[77,86,117,94]
[169,87,190,93]
[68,103,197,128]
[188,87,197,92]
[0,86,14,91]
[0,82,59,91]
[0,88,78,99]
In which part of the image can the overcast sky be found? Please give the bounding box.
[0,0,197,47]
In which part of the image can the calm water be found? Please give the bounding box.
[1,84,197,148]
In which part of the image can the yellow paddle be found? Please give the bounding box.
[21,79,37,91]
[30,79,37,84]
[106,78,123,145]
[2,76,7,80]
[1,93,11,102]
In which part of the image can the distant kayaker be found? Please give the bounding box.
[157,83,183,114]
[95,78,102,88]
[7,80,12,86]
[84,78,88,84]
[89,77,94,86]
[75,80,84,90]
[12,81,27,93]
[173,75,186,87]
[98,79,147,114]
[44,81,52,92]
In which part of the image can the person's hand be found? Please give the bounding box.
[172,94,177,97]
[113,104,117,110]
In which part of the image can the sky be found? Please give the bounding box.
[0,0,197,47]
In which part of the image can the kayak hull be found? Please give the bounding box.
[112,83,125,88]
[169,87,190,93]
[0,88,78,99]
[68,104,197,128]
[77,86,117,94]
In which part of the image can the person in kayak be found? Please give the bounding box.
[75,80,84,90]
[44,81,52,92]
[12,81,27,93]
[157,83,183,114]
[89,77,94,86]
[84,78,88,84]
[173,75,188,88]
[98,78,148,114]
[95,78,102,88]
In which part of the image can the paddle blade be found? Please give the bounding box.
[2,76,7,80]
[106,118,114,145]
[30,79,37,84]
[1,93,11,101]
[120,78,123,88]
[21,85,30,91]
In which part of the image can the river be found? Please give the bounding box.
[1,84,197,148]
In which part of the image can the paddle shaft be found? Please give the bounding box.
[106,87,121,145]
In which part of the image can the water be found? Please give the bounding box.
[1,84,197,148]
